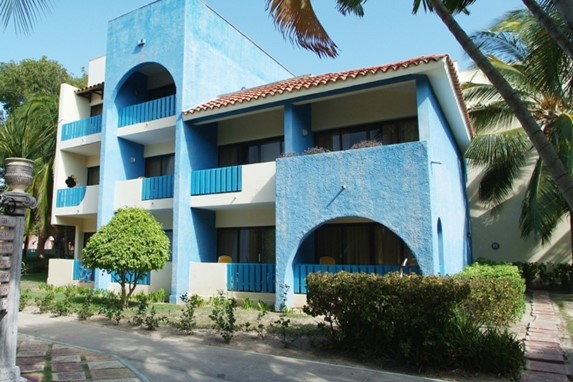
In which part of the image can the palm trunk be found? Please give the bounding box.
[554,0,573,37]
[570,211,573,263]
[522,0,573,60]
[429,0,573,214]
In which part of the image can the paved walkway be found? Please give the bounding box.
[14,291,573,382]
[520,291,572,382]
[17,335,144,382]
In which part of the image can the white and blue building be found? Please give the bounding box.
[50,0,473,308]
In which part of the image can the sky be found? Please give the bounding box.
[1,0,526,78]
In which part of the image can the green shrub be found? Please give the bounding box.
[303,271,525,374]
[19,288,31,311]
[53,285,77,317]
[456,262,526,327]
[209,291,238,343]
[174,293,203,334]
[77,289,95,320]
[304,272,470,365]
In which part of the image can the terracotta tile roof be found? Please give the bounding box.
[183,54,469,131]
[75,82,104,95]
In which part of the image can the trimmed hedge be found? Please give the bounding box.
[303,270,524,378]
[455,262,526,327]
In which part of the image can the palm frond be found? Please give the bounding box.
[520,159,568,243]
[0,0,52,34]
[266,0,338,58]
[335,0,366,16]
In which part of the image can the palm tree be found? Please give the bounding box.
[463,9,573,256]
[265,0,573,217]
[0,0,52,34]
[0,94,58,256]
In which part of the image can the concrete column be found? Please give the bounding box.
[0,158,37,382]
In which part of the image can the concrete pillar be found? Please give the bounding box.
[0,158,37,382]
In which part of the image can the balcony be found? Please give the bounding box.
[116,95,176,145]
[59,115,102,154]
[190,162,275,210]
[61,115,102,140]
[118,95,176,127]
[115,176,174,210]
[54,185,98,216]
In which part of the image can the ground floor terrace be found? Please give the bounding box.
[47,219,421,308]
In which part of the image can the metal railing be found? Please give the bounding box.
[56,187,86,207]
[142,175,174,200]
[118,94,176,127]
[191,166,242,195]
[61,115,102,141]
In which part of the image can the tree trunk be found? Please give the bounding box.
[429,0,573,213]
[554,0,573,37]
[522,0,573,60]
[570,211,573,263]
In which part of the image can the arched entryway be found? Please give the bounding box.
[291,217,420,295]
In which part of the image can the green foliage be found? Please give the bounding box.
[77,289,95,321]
[242,297,253,310]
[209,291,238,343]
[303,271,524,375]
[514,262,573,290]
[174,293,203,335]
[82,207,170,306]
[35,283,56,313]
[456,262,526,327]
[19,287,31,311]
[442,310,525,379]
[0,57,84,115]
[98,294,124,324]
[53,285,77,317]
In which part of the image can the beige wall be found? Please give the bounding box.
[468,164,571,264]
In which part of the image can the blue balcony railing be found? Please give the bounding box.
[118,94,176,127]
[111,270,151,285]
[61,115,102,141]
[141,175,174,200]
[56,186,86,207]
[293,264,421,294]
[191,166,242,195]
[73,260,94,283]
[227,263,276,293]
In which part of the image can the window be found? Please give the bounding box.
[314,223,413,265]
[315,118,418,151]
[145,154,175,177]
[87,166,100,186]
[217,227,276,263]
[90,104,103,117]
[219,137,284,167]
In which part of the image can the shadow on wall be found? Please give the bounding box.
[468,162,571,264]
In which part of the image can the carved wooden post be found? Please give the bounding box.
[0,158,36,382]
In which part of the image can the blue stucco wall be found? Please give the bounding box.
[95,0,293,293]
[417,77,471,275]
[275,143,434,307]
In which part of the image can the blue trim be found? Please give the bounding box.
[61,115,102,140]
[56,187,87,207]
[110,271,151,285]
[118,94,176,127]
[227,263,276,293]
[73,260,94,282]
[142,175,174,200]
[191,166,242,195]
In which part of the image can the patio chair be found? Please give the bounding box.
[319,256,336,265]
[218,255,232,263]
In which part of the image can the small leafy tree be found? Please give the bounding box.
[82,207,170,307]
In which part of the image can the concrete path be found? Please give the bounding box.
[17,312,440,382]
